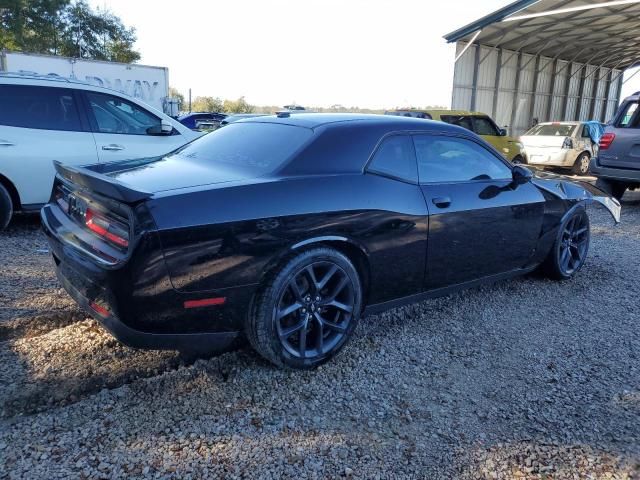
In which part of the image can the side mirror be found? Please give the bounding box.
[147,120,173,136]
[499,128,508,136]
[512,164,533,185]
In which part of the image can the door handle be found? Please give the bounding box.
[0,140,15,146]
[432,196,451,208]
[102,144,125,151]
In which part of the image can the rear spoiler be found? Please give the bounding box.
[54,161,151,204]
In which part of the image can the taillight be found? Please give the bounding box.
[562,137,573,149]
[85,208,129,248]
[599,133,616,150]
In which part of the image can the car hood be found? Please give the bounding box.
[86,155,246,194]
[531,170,621,223]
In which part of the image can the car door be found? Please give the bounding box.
[82,91,191,163]
[413,133,545,289]
[0,84,98,207]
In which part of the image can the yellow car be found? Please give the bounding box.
[386,109,525,164]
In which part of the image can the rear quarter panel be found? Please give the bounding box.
[147,173,429,305]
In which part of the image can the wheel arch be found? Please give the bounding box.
[0,173,21,211]
[260,236,372,309]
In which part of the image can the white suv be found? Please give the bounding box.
[0,73,201,229]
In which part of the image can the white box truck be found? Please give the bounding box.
[0,51,179,115]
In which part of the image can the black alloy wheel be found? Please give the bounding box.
[557,212,589,276]
[246,247,362,369]
[275,261,355,360]
[541,207,590,280]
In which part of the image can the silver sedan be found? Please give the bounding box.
[520,122,600,176]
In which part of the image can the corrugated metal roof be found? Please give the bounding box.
[444,0,640,70]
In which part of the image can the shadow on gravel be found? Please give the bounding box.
[0,310,86,342]
[3,212,42,232]
[0,319,223,418]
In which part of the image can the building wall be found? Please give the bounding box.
[452,42,623,137]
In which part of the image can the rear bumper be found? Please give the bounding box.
[41,204,244,353]
[590,158,640,183]
[56,266,240,352]
[526,149,576,167]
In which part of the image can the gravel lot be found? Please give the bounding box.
[1,192,639,479]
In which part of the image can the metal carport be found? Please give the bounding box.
[444,0,640,136]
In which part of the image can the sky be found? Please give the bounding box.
[90,0,640,109]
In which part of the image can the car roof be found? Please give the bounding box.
[0,71,147,100]
[241,113,464,132]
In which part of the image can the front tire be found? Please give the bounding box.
[246,247,362,369]
[0,184,13,230]
[572,152,590,176]
[540,207,590,280]
[595,178,627,201]
[512,155,525,165]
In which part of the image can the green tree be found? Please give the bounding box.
[0,0,139,63]
[190,96,224,113]
[223,96,255,114]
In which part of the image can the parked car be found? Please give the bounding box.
[0,73,201,230]
[386,109,525,164]
[41,114,620,369]
[219,113,268,127]
[590,91,640,200]
[177,112,227,130]
[520,121,603,176]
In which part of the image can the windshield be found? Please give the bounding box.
[170,122,313,176]
[525,124,577,136]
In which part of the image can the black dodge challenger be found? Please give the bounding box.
[41,113,621,369]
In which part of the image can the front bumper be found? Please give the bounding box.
[590,157,640,183]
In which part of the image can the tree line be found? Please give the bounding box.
[171,90,447,115]
[0,0,140,63]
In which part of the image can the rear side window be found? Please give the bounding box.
[616,102,639,128]
[414,135,511,183]
[440,115,473,132]
[473,116,500,136]
[367,135,418,183]
[171,122,313,176]
[0,85,82,131]
[86,92,160,135]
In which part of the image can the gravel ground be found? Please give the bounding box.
[1,193,639,479]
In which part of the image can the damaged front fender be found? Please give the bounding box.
[531,172,621,224]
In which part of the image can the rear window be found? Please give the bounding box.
[524,124,577,136]
[0,85,82,131]
[616,101,639,128]
[170,122,313,176]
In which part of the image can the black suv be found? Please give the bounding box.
[591,91,640,200]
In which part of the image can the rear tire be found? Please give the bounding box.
[540,207,590,281]
[246,247,362,369]
[512,155,525,165]
[595,178,627,201]
[0,184,13,230]
[572,152,590,176]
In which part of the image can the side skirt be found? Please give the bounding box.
[363,266,537,316]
